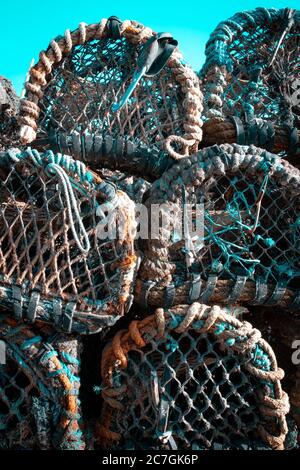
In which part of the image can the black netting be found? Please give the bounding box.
[0,354,40,449]
[111,330,262,449]
[99,304,287,451]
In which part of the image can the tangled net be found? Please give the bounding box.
[136,144,300,309]
[200,7,300,157]
[98,304,289,450]
[0,315,84,449]
[19,18,203,166]
[0,148,137,333]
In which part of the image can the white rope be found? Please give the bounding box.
[9,149,91,255]
[45,162,91,254]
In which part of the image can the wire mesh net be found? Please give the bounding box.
[98,304,289,450]
[137,144,300,309]
[0,315,84,449]
[0,148,137,333]
[0,349,40,449]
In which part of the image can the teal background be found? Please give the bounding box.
[0,0,298,94]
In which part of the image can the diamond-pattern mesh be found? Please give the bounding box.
[139,145,300,302]
[173,168,299,289]
[222,29,299,126]
[0,317,84,449]
[111,330,261,449]
[201,8,300,130]
[99,300,289,451]
[38,38,184,151]
[0,353,39,449]
[0,154,136,328]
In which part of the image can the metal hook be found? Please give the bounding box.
[268,8,295,68]
[112,33,177,113]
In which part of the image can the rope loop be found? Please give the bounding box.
[165,135,196,160]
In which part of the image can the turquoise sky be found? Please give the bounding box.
[1,0,298,95]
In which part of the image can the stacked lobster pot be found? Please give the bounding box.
[0,15,202,448]
[199,6,300,441]
[98,304,290,450]
[126,143,299,449]
[200,7,300,164]
[0,9,299,449]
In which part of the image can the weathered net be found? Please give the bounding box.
[136,144,300,309]
[98,304,289,450]
[0,315,84,449]
[19,18,203,167]
[200,8,300,157]
[0,148,137,333]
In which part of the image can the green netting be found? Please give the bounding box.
[200,7,300,128]
[137,144,300,309]
[19,18,202,165]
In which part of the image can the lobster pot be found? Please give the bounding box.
[136,144,300,310]
[0,315,84,449]
[19,17,203,172]
[0,148,137,334]
[98,304,289,450]
[200,8,300,157]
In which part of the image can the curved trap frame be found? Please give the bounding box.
[136,144,300,309]
[0,315,84,449]
[98,304,289,450]
[0,148,137,334]
[200,7,300,157]
[19,17,203,171]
